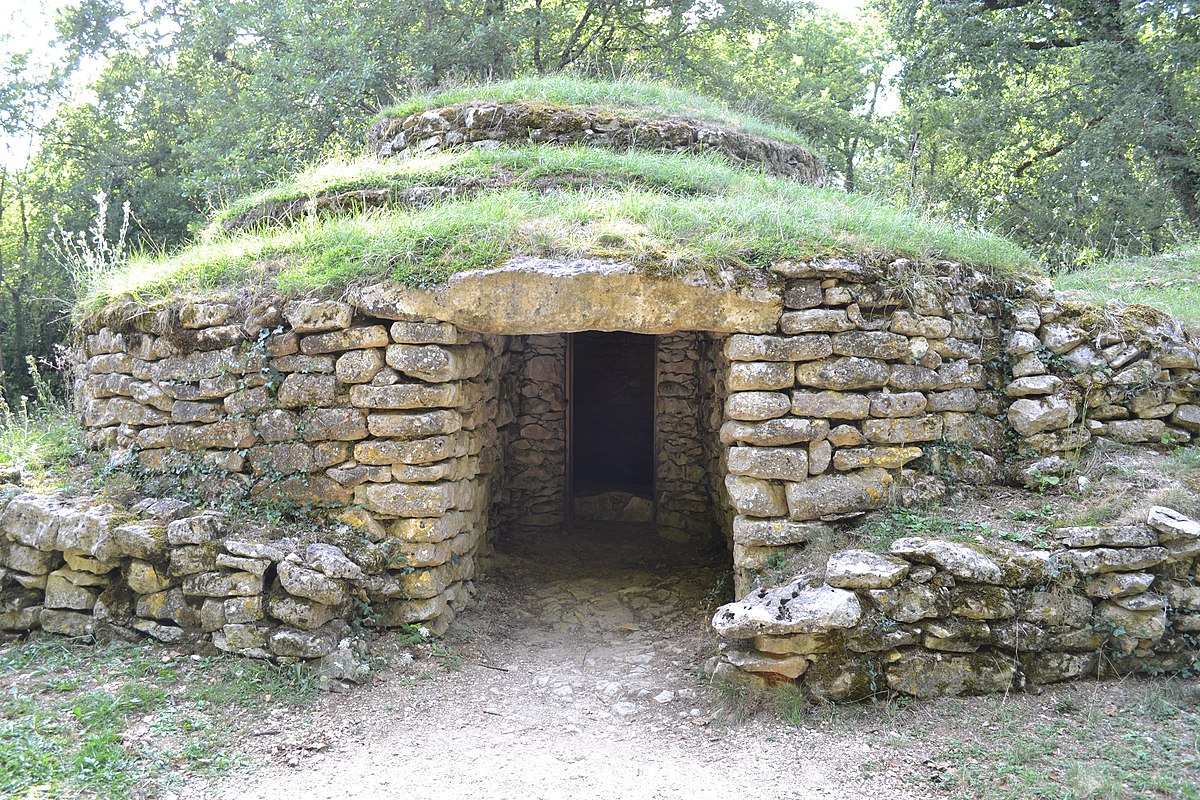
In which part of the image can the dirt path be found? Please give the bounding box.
[181,527,926,800]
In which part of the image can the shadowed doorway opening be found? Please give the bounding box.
[569,332,657,523]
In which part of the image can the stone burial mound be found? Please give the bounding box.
[3,78,1198,698]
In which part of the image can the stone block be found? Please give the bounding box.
[300,408,369,441]
[890,311,950,338]
[278,561,348,605]
[389,513,470,543]
[276,373,337,408]
[256,409,300,441]
[951,585,1015,620]
[283,300,353,333]
[300,325,389,355]
[349,383,464,409]
[1107,419,1167,443]
[712,583,861,637]
[890,537,1003,583]
[367,410,463,439]
[269,624,342,658]
[795,357,889,390]
[1005,376,1063,397]
[1040,322,1086,354]
[725,334,831,362]
[363,482,459,516]
[719,418,829,446]
[724,475,788,517]
[390,321,461,344]
[886,365,940,391]
[725,391,791,421]
[790,390,869,420]
[1053,526,1158,548]
[727,446,808,481]
[832,445,923,471]
[780,309,854,333]
[868,391,926,418]
[268,594,340,630]
[335,349,386,384]
[1007,396,1077,436]
[831,331,909,360]
[862,416,943,444]
[825,549,909,589]
[1061,546,1168,575]
[809,439,832,474]
[926,388,977,413]
[886,651,1015,698]
[728,361,795,391]
[731,516,826,546]
[785,468,892,520]
[224,386,273,416]
[354,433,470,465]
[182,570,263,597]
[386,344,486,383]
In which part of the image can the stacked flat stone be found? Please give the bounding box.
[656,333,716,543]
[366,101,826,185]
[0,494,377,665]
[1003,283,1200,471]
[76,299,502,638]
[712,505,1200,699]
[499,335,568,530]
[720,260,1007,594]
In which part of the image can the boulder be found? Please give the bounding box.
[824,550,909,589]
[712,583,862,637]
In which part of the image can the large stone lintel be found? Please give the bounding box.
[347,258,783,335]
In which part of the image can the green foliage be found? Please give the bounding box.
[877,0,1200,265]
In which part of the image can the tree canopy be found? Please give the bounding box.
[0,0,1197,394]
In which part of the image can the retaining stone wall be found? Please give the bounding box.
[366,102,825,185]
[711,506,1200,699]
[59,257,1200,693]
[709,260,1200,696]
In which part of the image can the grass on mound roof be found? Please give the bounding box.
[78,146,1035,313]
[375,74,807,146]
[1056,245,1200,327]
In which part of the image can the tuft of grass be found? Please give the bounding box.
[78,146,1035,314]
[377,74,806,145]
[0,356,89,491]
[0,637,320,799]
[1056,243,1200,328]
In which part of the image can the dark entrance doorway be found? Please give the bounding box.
[569,332,656,522]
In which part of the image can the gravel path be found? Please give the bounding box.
[182,527,925,800]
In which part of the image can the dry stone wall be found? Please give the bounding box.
[711,505,1200,699]
[496,335,568,531]
[68,299,505,647]
[656,333,718,543]
[58,255,1200,694]
[709,260,1200,696]
[367,102,825,185]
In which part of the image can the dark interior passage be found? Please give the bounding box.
[570,332,656,498]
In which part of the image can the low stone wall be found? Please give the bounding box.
[366,101,826,185]
[0,492,473,675]
[712,506,1200,698]
[656,332,718,543]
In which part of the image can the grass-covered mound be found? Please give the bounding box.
[374,75,807,145]
[76,80,1036,315]
[1056,244,1200,328]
